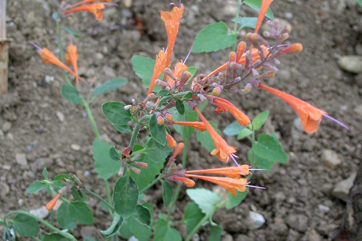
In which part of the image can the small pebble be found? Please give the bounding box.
[56,111,65,122]
[30,207,49,219]
[332,172,356,202]
[2,165,11,170]
[285,214,308,232]
[307,229,322,241]
[246,211,265,230]
[338,56,362,74]
[318,204,330,213]
[0,182,10,196]
[2,121,12,132]
[321,149,341,169]
[71,144,81,151]
[285,12,293,19]
[16,153,28,168]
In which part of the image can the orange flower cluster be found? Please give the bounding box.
[64,0,114,20]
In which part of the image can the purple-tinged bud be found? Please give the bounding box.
[118,166,124,176]
[278,33,289,44]
[263,31,272,38]
[267,20,274,28]
[155,79,169,87]
[198,94,208,102]
[253,33,269,47]
[143,93,155,103]
[273,59,280,65]
[264,64,279,73]
[124,105,132,110]
[131,153,141,161]
[244,51,252,69]
[179,71,191,87]
[230,76,241,84]
[252,69,259,76]
[212,85,223,96]
[280,24,292,35]
[130,166,141,174]
[256,71,275,80]
[244,83,252,93]
[164,68,176,81]
[226,62,232,78]
[165,113,174,122]
[157,115,164,125]
[133,161,148,169]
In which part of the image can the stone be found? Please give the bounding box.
[56,111,64,122]
[318,204,330,213]
[285,214,308,232]
[286,229,300,241]
[2,122,12,132]
[16,153,28,167]
[245,211,265,230]
[30,207,49,219]
[80,226,98,238]
[307,229,322,241]
[222,234,233,241]
[71,144,81,151]
[100,133,112,143]
[36,158,53,169]
[103,66,116,78]
[0,182,10,197]
[332,172,356,202]
[354,105,362,117]
[235,235,253,241]
[321,149,341,169]
[285,12,293,19]
[261,19,292,38]
[338,56,362,74]
[272,218,289,236]
[293,118,304,132]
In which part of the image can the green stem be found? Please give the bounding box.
[50,210,54,226]
[130,124,141,150]
[166,137,189,221]
[4,211,76,241]
[81,100,100,140]
[56,19,71,85]
[140,175,162,194]
[104,179,112,206]
[232,0,243,52]
[83,188,114,212]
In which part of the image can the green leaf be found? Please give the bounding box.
[223,121,246,136]
[112,123,131,133]
[244,0,274,19]
[100,213,123,238]
[132,55,163,92]
[120,214,152,241]
[92,140,122,180]
[183,203,205,234]
[41,233,68,241]
[232,16,258,29]
[161,180,174,207]
[155,89,170,97]
[133,205,151,226]
[109,147,121,161]
[209,225,223,241]
[358,0,362,7]
[57,202,77,229]
[237,128,253,140]
[61,26,84,37]
[26,180,46,194]
[113,174,139,218]
[154,218,182,241]
[250,111,269,131]
[252,134,288,163]
[42,168,48,180]
[93,78,128,97]
[175,99,185,115]
[69,201,94,224]
[60,84,83,104]
[186,188,223,215]
[84,238,98,241]
[181,92,194,100]
[119,222,133,239]
[131,140,169,190]
[196,121,221,152]
[12,214,39,237]
[192,22,237,53]
[169,104,198,139]
[102,102,131,126]
[149,114,166,145]
[53,174,69,188]
[186,66,197,84]
[71,186,88,202]
[248,149,274,171]
[226,190,248,209]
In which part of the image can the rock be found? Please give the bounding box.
[354,105,362,117]
[103,66,116,78]
[321,149,341,169]
[293,118,304,132]
[332,172,356,202]
[80,226,98,238]
[36,158,53,169]
[123,0,132,7]
[16,153,28,167]
[261,18,292,38]
[245,211,265,230]
[222,234,233,241]
[286,229,300,241]
[338,56,362,74]
[100,133,112,143]
[223,4,238,17]
[318,204,330,213]
[307,229,322,241]
[285,214,308,232]
[274,191,286,201]
[56,111,64,122]
[272,218,289,236]
[2,121,12,132]
[0,130,4,138]
[285,12,293,19]
[0,182,10,197]
[71,144,81,151]
[30,207,49,219]
[321,183,333,195]
[235,234,253,241]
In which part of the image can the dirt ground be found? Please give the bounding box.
[1,0,362,240]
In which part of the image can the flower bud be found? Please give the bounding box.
[263,31,271,38]
[124,105,132,110]
[155,79,169,87]
[198,94,208,102]
[179,71,192,87]
[130,106,138,114]
[256,71,275,80]
[236,41,246,63]
[212,85,223,96]
[118,166,124,176]
[280,24,292,35]
[278,33,289,44]
[166,132,177,148]
[133,161,148,169]
[171,142,184,159]
[229,51,236,63]
[243,83,252,93]
[244,51,252,69]
[131,153,141,161]
[281,43,303,54]
[164,68,176,81]
[157,115,164,125]
[132,99,136,105]
[143,93,155,103]
[130,166,141,174]
[165,113,174,122]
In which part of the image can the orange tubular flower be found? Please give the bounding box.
[172,176,195,187]
[172,121,207,132]
[65,3,105,20]
[185,165,250,179]
[185,174,247,196]
[147,50,168,95]
[259,83,327,133]
[195,108,236,162]
[68,0,112,9]
[161,4,185,67]
[255,0,273,33]
[46,193,61,210]
[167,62,188,86]
[65,44,79,84]
[166,132,177,149]
[209,96,251,126]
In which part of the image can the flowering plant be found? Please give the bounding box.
[0,0,348,240]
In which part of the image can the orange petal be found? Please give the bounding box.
[40,48,79,78]
[147,50,168,95]
[255,0,274,33]
[185,165,250,179]
[166,132,177,149]
[172,121,207,132]
[211,97,251,126]
[172,176,195,187]
[64,3,105,20]
[46,193,61,210]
